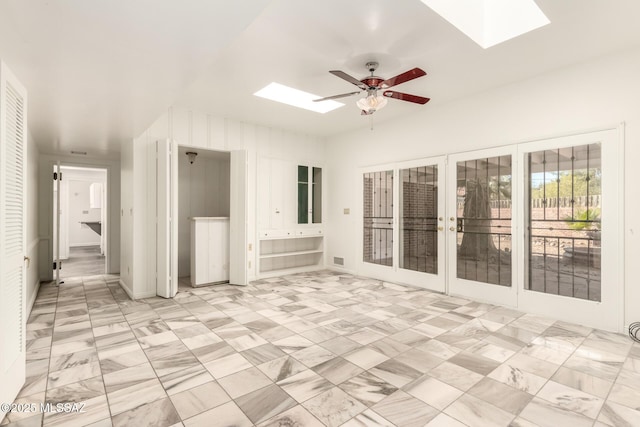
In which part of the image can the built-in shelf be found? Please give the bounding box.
[258,231,324,276]
[260,249,323,259]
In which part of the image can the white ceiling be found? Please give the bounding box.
[0,0,270,158]
[1,0,640,157]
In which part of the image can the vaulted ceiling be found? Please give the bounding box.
[1,0,639,158]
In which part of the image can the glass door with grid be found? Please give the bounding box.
[359,157,446,292]
[517,130,622,331]
[447,147,518,307]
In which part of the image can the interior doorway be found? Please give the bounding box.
[155,139,248,298]
[53,165,108,280]
[177,146,230,289]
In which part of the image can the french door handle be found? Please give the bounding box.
[24,256,30,268]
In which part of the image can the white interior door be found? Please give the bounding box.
[517,129,623,331]
[156,139,178,298]
[358,157,447,292]
[447,147,518,307]
[0,61,27,420]
[230,149,248,285]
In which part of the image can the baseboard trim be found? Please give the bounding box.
[27,279,40,318]
[118,279,157,300]
[134,291,157,299]
[69,243,101,248]
[118,279,134,300]
[324,265,356,275]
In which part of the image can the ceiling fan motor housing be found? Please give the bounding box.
[361,77,385,88]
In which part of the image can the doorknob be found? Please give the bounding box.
[449,226,456,231]
[449,217,455,221]
[437,226,443,231]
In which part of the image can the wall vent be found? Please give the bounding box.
[333,257,344,266]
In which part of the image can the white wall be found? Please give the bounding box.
[38,155,120,280]
[120,139,134,294]
[121,108,326,298]
[178,151,230,277]
[26,131,39,315]
[325,47,640,330]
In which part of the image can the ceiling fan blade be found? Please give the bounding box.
[383,90,430,105]
[313,91,361,102]
[329,70,367,89]
[380,68,426,89]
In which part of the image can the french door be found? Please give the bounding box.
[359,129,622,331]
[447,147,518,307]
[516,130,622,331]
[359,157,446,293]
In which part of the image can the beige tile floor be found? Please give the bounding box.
[2,270,640,427]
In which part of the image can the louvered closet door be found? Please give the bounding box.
[0,61,28,417]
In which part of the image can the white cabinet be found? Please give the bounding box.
[257,157,325,277]
[89,182,103,209]
[258,157,296,230]
[190,217,229,286]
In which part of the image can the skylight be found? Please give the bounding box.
[253,82,344,114]
[421,0,550,49]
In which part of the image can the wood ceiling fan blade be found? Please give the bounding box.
[380,68,426,89]
[313,91,361,102]
[383,90,430,104]
[329,70,368,89]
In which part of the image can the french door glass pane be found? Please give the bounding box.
[526,143,601,301]
[363,170,393,266]
[456,156,512,286]
[400,165,438,274]
[312,167,322,224]
[298,165,308,224]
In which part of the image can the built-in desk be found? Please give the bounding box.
[80,221,101,236]
[190,217,229,286]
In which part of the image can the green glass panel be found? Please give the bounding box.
[298,182,308,224]
[312,167,322,223]
[298,165,308,183]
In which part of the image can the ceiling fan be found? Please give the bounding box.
[314,61,430,115]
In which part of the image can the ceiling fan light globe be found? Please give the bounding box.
[356,95,387,111]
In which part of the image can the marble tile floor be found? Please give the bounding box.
[58,246,105,279]
[3,270,640,427]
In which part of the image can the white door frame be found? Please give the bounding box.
[230,149,248,285]
[159,144,249,291]
[46,159,112,280]
[446,146,519,307]
[516,128,624,332]
[156,139,179,298]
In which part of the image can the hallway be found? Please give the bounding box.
[58,246,105,279]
